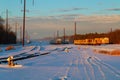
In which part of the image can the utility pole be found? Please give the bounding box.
[22,0,26,47]
[57,30,59,38]
[74,22,77,40]
[110,28,112,32]
[63,28,65,43]
[6,9,9,43]
[22,0,34,46]
[15,22,18,43]
[54,32,56,40]
[6,9,8,32]
[74,22,76,36]
[20,26,22,43]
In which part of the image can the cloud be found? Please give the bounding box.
[38,14,120,24]
[9,14,120,39]
[55,7,88,12]
[47,14,120,24]
[9,13,120,24]
[53,14,120,23]
[76,15,120,23]
[106,8,120,11]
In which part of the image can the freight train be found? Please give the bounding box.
[74,37,109,45]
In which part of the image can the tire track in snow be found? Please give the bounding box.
[70,47,87,80]
[64,59,73,79]
[48,48,74,80]
[80,50,90,80]
[81,52,95,80]
[93,57,120,79]
[88,57,106,80]
[49,58,73,80]
[52,55,80,80]
[66,53,82,80]
[50,48,82,80]
[81,47,96,79]
[78,50,89,80]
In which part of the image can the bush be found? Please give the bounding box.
[110,50,120,56]
[94,49,120,56]
[5,46,14,51]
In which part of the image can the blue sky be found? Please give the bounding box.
[0,0,120,39]
[0,0,120,16]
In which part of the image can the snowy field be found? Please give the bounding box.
[0,41,120,80]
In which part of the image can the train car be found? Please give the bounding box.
[50,38,69,44]
[50,38,62,44]
[74,37,109,45]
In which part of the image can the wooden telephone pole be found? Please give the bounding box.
[57,30,59,38]
[22,0,34,46]
[22,0,26,47]
[6,9,8,32]
[20,26,22,43]
[63,28,66,43]
[6,9,9,43]
[74,22,77,40]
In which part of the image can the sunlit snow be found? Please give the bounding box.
[0,41,120,80]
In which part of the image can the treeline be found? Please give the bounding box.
[73,29,120,44]
[0,17,16,44]
[67,29,120,44]
[108,29,120,44]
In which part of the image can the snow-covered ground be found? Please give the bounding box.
[0,41,120,80]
